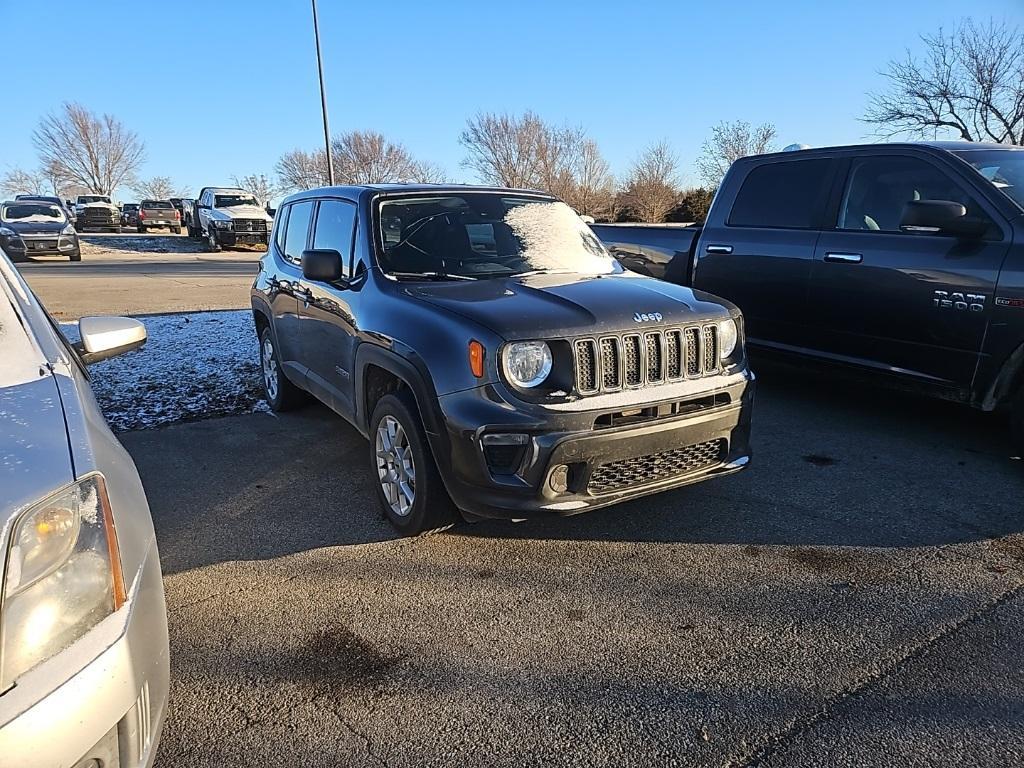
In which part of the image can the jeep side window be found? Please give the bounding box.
[282,201,313,265]
[837,157,989,233]
[311,199,356,277]
[727,159,833,229]
[273,204,290,253]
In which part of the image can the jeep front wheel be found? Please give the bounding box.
[369,392,456,535]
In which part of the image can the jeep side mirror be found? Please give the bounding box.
[302,248,348,286]
[74,316,147,364]
[899,200,988,238]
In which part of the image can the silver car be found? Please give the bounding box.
[0,249,168,766]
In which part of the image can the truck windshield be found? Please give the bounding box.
[79,196,110,204]
[376,194,615,280]
[215,194,258,207]
[955,149,1024,209]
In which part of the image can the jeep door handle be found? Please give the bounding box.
[824,252,863,264]
[705,244,733,255]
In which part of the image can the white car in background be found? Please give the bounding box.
[0,249,168,767]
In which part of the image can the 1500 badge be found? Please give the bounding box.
[933,290,986,312]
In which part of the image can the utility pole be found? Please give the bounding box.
[311,0,335,185]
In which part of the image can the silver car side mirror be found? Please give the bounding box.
[75,316,147,365]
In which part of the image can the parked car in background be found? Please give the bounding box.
[0,199,81,261]
[137,200,181,234]
[15,194,76,225]
[593,141,1024,448]
[0,249,169,767]
[121,203,140,227]
[168,197,185,222]
[252,184,753,535]
[74,194,121,233]
[189,187,272,250]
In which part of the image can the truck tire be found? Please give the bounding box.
[368,391,457,535]
[137,226,146,233]
[206,227,221,252]
[1012,387,1024,455]
[259,327,307,412]
[173,226,181,235]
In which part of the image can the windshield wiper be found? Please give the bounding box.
[388,271,477,282]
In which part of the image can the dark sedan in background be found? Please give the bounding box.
[0,200,81,262]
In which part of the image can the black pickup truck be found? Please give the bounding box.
[594,142,1024,448]
[252,184,754,534]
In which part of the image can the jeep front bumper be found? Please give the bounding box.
[434,369,754,519]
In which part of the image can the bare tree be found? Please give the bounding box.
[275,148,330,192]
[1,168,49,197]
[33,103,145,195]
[620,142,681,223]
[131,175,186,199]
[276,131,443,192]
[864,19,1024,144]
[460,111,547,188]
[696,120,776,187]
[561,139,615,219]
[231,173,282,206]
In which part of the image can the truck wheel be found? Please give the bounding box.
[206,228,221,252]
[259,327,306,412]
[369,392,457,535]
[173,226,181,235]
[1012,388,1024,455]
[137,226,146,233]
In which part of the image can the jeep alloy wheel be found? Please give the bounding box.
[375,415,416,516]
[261,335,279,402]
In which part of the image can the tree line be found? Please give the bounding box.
[3,19,1019,222]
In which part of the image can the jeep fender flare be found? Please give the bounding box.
[981,340,1024,411]
[353,343,449,448]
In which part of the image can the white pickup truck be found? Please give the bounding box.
[188,187,273,251]
[74,194,121,233]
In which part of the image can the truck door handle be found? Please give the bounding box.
[294,287,311,302]
[824,252,863,264]
[705,244,733,255]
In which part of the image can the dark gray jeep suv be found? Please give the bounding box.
[251,185,755,535]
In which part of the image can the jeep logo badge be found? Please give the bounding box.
[633,312,663,323]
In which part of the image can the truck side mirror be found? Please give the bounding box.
[302,248,348,286]
[899,200,988,238]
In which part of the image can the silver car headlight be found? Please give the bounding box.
[61,224,76,236]
[1,474,125,691]
[0,227,15,237]
[718,318,739,361]
[502,341,553,388]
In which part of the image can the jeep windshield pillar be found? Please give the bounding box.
[251,184,755,535]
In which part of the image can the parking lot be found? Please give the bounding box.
[19,233,1024,767]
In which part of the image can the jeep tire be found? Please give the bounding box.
[369,391,457,535]
[259,327,306,412]
[1012,387,1024,454]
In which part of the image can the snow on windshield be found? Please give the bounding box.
[2,204,64,222]
[504,201,613,274]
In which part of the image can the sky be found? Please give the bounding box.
[0,0,1019,202]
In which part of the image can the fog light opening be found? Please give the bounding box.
[548,464,570,494]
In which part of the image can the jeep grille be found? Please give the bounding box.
[574,324,719,395]
[588,438,726,494]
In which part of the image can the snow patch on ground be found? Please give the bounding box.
[79,235,206,256]
[63,310,267,432]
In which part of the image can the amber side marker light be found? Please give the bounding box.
[468,340,485,378]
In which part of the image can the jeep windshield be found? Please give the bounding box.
[955,149,1024,209]
[376,193,617,280]
[215,194,258,207]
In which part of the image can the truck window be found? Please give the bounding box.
[838,157,987,233]
[312,199,356,276]
[283,201,313,264]
[727,159,832,229]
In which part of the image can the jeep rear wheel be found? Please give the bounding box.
[369,392,456,535]
[259,328,306,411]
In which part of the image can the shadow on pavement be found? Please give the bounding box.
[123,359,1023,576]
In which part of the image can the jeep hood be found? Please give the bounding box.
[404,271,733,340]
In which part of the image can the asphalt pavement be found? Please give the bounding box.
[121,362,1024,768]
[18,231,259,318]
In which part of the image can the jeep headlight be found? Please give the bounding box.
[718,318,739,361]
[1,475,125,691]
[502,341,553,388]
[212,220,233,229]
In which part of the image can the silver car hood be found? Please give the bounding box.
[0,373,74,525]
